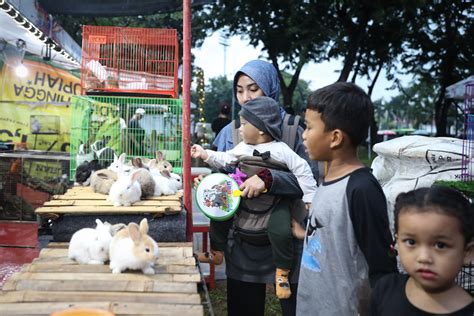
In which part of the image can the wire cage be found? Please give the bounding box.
[0,152,69,221]
[81,25,179,98]
[461,84,474,181]
[69,95,183,181]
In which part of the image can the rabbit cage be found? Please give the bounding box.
[69,95,183,180]
[81,26,179,98]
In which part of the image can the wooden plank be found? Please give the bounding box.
[22,263,198,275]
[0,291,202,304]
[11,272,200,283]
[35,206,181,214]
[0,302,203,315]
[31,256,196,266]
[2,279,197,293]
[39,246,193,259]
[43,200,181,207]
[46,242,193,249]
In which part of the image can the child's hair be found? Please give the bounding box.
[306,82,373,146]
[394,186,474,244]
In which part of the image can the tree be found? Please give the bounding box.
[401,0,474,136]
[196,0,331,107]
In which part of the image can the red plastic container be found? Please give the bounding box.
[81,26,179,97]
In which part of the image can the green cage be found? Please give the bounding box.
[69,95,182,180]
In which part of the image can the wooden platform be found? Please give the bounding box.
[0,242,204,315]
[35,186,183,218]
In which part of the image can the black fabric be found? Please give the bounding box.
[211,117,230,135]
[346,167,398,286]
[38,0,213,16]
[227,277,298,316]
[369,273,474,316]
[127,118,145,155]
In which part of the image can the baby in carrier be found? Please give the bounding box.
[192,96,316,299]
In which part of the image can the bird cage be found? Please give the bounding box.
[81,26,179,98]
[69,95,183,181]
[461,84,474,181]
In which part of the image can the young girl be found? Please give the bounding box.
[369,186,474,315]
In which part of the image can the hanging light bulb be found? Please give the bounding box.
[15,63,28,77]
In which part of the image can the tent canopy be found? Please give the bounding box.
[38,0,213,16]
[446,75,474,100]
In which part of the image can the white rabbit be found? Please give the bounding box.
[108,170,142,207]
[68,219,123,265]
[150,169,181,196]
[76,141,95,166]
[109,218,159,274]
[108,153,133,177]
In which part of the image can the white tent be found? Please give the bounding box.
[446,75,474,100]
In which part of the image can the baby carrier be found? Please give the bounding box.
[229,113,310,245]
[232,154,290,246]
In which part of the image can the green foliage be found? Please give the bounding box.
[434,180,474,199]
[400,0,474,136]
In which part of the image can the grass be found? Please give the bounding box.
[200,280,281,316]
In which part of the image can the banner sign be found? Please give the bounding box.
[0,58,81,152]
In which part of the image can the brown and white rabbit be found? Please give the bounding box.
[90,169,118,194]
[154,151,173,172]
[131,157,155,198]
[109,218,159,274]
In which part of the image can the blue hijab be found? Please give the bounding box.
[213,60,281,151]
[232,60,280,102]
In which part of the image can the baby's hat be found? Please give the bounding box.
[239,96,282,141]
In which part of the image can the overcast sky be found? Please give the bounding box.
[192,32,411,102]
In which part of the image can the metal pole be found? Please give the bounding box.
[183,0,193,242]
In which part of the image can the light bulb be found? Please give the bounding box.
[15,63,28,77]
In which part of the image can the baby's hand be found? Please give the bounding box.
[291,219,306,240]
[191,144,207,159]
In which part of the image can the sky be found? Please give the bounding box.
[192,32,411,102]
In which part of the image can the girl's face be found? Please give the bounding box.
[238,116,261,145]
[302,109,333,161]
[397,209,472,293]
[235,75,265,105]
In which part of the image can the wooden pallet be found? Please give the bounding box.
[35,186,183,218]
[0,242,204,315]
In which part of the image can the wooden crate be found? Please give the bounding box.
[0,242,204,315]
[35,186,183,218]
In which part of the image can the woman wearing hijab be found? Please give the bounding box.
[199,60,318,316]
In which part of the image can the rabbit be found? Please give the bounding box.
[151,169,181,196]
[75,159,103,186]
[108,170,142,206]
[131,158,155,198]
[68,219,118,265]
[90,169,118,194]
[76,141,95,167]
[154,151,173,172]
[108,153,133,177]
[109,218,159,274]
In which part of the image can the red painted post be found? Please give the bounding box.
[182,0,193,242]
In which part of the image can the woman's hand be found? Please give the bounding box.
[291,219,306,240]
[193,174,204,189]
[239,175,266,199]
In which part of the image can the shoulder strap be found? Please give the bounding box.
[281,113,300,150]
[231,119,242,147]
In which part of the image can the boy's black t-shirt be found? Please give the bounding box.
[370,273,474,316]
